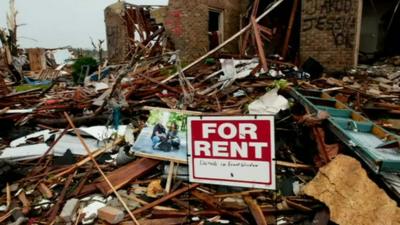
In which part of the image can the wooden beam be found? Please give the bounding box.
[95,158,160,195]
[132,183,200,215]
[122,218,187,225]
[243,195,267,225]
[192,189,249,224]
[240,0,260,56]
[165,161,174,193]
[281,0,299,59]
[251,16,268,72]
[47,173,74,224]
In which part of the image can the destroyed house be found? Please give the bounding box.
[2,0,400,224]
[105,0,400,71]
[105,0,248,63]
[150,0,248,62]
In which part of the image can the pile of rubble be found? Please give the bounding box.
[0,1,400,225]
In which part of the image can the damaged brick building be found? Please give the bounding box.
[300,0,363,70]
[104,0,400,70]
[150,0,248,62]
[104,0,247,63]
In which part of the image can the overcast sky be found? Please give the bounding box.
[0,0,168,49]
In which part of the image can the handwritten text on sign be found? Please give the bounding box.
[187,116,275,189]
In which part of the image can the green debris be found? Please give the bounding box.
[72,56,98,84]
[15,84,50,92]
[273,79,289,89]
[204,58,216,65]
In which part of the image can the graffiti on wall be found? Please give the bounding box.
[164,10,183,37]
[302,0,356,48]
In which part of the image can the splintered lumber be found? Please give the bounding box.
[191,190,221,208]
[17,191,31,215]
[150,209,222,218]
[0,207,22,224]
[284,198,312,212]
[6,183,10,210]
[95,158,160,195]
[192,190,248,224]
[38,183,53,199]
[251,16,268,72]
[27,48,47,72]
[243,195,267,225]
[47,173,74,224]
[281,0,299,59]
[214,190,265,198]
[240,0,260,55]
[276,161,314,170]
[64,113,140,225]
[132,183,200,215]
[122,218,187,225]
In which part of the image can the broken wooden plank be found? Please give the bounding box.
[243,195,267,225]
[27,48,47,72]
[276,160,314,170]
[165,161,174,193]
[38,183,53,199]
[47,173,74,224]
[251,16,268,72]
[64,112,140,225]
[285,198,313,213]
[123,218,187,225]
[6,183,10,210]
[240,0,260,56]
[132,183,200,215]
[95,157,160,195]
[18,191,30,215]
[192,189,248,224]
[281,0,299,59]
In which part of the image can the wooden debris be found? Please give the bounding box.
[38,183,53,199]
[17,191,30,215]
[95,158,160,195]
[243,195,268,225]
[251,16,268,72]
[132,183,200,215]
[64,112,141,225]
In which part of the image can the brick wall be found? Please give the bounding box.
[300,0,363,70]
[152,0,245,63]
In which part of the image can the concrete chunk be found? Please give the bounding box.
[60,198,79,222]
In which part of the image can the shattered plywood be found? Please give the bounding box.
[28,48,47,72]
[304,154,400,225]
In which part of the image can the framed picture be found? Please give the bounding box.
[133,108,189,163]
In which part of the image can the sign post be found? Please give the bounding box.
[187,116,275,189]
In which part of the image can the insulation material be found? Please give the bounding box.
[304,154,400,225]
[248,88,289,115]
